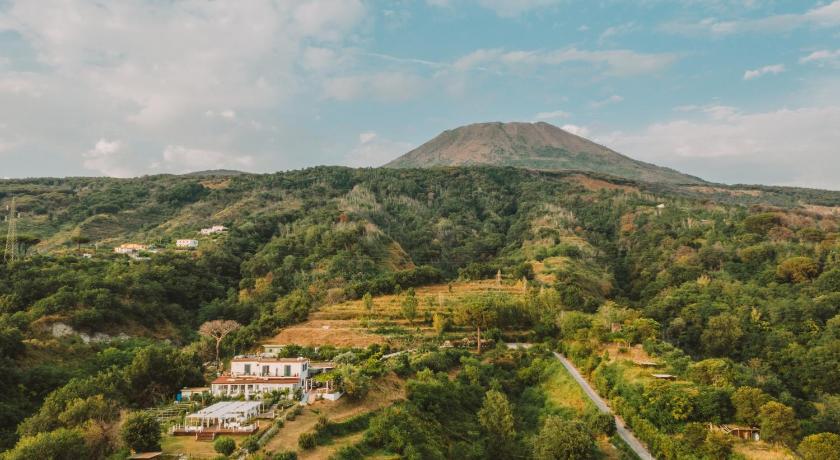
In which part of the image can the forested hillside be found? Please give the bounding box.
[1,167,839,458]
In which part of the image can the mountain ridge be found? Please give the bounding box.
[385,121,705,185]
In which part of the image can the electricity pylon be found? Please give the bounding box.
[3,197,18,263]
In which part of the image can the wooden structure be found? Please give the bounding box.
[718,424,760,441]
[651,373,677,381]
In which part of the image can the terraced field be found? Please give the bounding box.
[271,279,529,348]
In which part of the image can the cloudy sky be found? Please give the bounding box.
[0,0,839,189]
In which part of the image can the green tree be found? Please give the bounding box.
[701,313,743,357]
[121,412,162,453]
[776,256,820,283]
[478,390,517,458]
[4,428,89,460]
[198,319,242,367]
[703,430,734,460]
[454,296,498,353]
[759,401,799,447]
[533,417,594,460]
[432,312,449,336]
[798,433,840,460]
[362,292,374,316]
[214,435,236,455]
[401,288,418,325]
[731,387,771,425]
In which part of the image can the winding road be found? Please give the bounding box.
[552,352,655,460]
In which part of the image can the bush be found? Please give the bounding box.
[583,410,616,436]
[330,445,365,460]
[120,412,162,453]
[241,435,260,453]
[316,415,330,432]
[271,451,298,460]
[214,436,236,456]
[298,432,317,449]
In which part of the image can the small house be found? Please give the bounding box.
[114,243,147,255]
[717,424,760,441]
[176,239,198,249]
[178,387,210,401]
[200,225,228,235]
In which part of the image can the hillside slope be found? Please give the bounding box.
[386,121,704,185]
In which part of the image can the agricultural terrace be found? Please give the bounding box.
[272,279,531,349]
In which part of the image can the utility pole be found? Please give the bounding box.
[3,197,18,263]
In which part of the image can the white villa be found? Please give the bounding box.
[176,239,199,249]
[210,356,310,398]
[200,225,228,235]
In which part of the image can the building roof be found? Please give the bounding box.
[231,356,309,363]
[186,401,263,421]
[211,375,301,385]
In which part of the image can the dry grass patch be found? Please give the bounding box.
[732,440,795,460]
[263,373,404,455]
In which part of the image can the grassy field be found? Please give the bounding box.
[262,373,405,457]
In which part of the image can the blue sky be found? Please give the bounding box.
[0,1,839,189]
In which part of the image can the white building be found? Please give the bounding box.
[113,243,147,255]
[200,225,228,235]
[210,356,310,398]
[176,239,199,249]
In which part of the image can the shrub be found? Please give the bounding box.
[120,412,162,453]
[214,436,236,456]
[272,451,298,460]
[316,415,330,432]
[330,445,365,460]
[241,435,260,453]
[298,432,317,449]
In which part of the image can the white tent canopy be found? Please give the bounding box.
[185,401,263,429]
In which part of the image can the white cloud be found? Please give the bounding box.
[343,134,412,167]
[82,139,134,177]
[0,0,370,176]
[561,124,590,137]
[743,64,785,80]
[800,49,840,66]
[663,1,840,36]
[323,72,427,101]
[599,104,840,188]
[453,47,677,76]
[476,0,563,17]
[359,131,378,143]
[599,22,636,43]
[157,145,255,174]
[590,94,624,108]
[534,110,570,120]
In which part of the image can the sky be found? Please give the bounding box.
[0,1,839,189]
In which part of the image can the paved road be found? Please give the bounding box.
[552,352,655,460]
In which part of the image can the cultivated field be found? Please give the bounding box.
[271,279,529,348]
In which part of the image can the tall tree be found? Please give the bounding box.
[454,296,498,353]
[199,320,241,367]
[401,288,418,325]
[759,401,799,447]
[478,390,517,459]
[533,417,594,460]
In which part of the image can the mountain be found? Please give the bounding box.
[385,121,704,185]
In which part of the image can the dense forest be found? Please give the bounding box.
[1,167,839,459]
